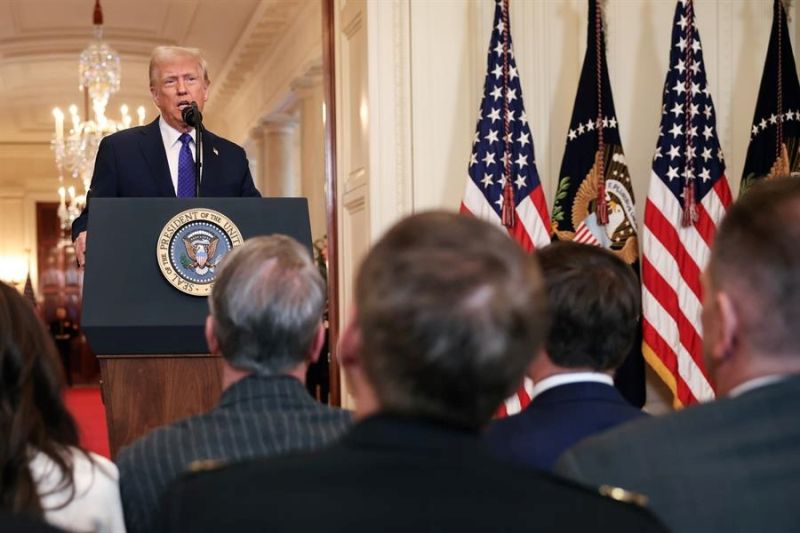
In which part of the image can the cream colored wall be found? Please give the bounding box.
[335,0,794,409]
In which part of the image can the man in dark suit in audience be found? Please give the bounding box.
[157,212,666,533]
[116,235,352,533]
[71,45,260,266]
[558,177,800,532]
[487,241,646,470]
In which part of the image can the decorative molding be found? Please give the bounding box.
[290,60,325,92]
[361,0,414,233]
[261,113,299,133]
[391,0,412,218]
[205,1,305,111]
[0,36,167,60]
[343,168,366,195]
[212,2,323,144]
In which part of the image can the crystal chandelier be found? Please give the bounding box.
[52,0,145,233]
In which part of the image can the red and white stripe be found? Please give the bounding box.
[641,171,732,407]
[573,221,602,246]
[461,180,550,416]
[461,178,551,253]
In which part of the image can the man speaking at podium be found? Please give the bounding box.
[71,45,261,267]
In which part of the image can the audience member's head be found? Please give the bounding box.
[340,211,547,429]
[0,283,81,517]
[531,241,640,378]
[207,235,326,383]
[704,177,800,394]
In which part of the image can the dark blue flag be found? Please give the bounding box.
[741,0,800,194]
[552,0,644,407]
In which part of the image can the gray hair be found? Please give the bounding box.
[149,46,210,87]
[355,211,547,429]
[209,235,325,375]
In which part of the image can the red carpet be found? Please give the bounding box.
[64,387,111,458]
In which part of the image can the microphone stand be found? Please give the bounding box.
[194,122,203,197]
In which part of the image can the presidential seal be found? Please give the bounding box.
[157,208,243,296]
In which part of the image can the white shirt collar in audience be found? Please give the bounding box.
[531,372,614,400]
[727,374,788,398]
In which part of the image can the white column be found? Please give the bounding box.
[293,68,327,241]
[242,128,261,193]
[261,115,299,197]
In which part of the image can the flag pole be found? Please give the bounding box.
[773,0,791,175]
[500,0,515,228]
[594,0,608,225]
[681,0,698,227]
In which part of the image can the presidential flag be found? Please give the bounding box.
[741,0,800,194]
[461,0,550,416]
[642,0,732,407]
[552,0,644,407]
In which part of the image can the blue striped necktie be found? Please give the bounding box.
[177,133,196,197]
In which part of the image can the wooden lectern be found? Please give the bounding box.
[82,198,312,457]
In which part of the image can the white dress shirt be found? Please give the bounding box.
[31,447,126,533]
[159,117,197,194]
[727,374,788,398]
[530,372,615,401]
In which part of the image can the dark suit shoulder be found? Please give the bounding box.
[0,513,67,533]
[557,379,800,533]
[162,439,666,532]
[491,457,667,530]
[561,378,800,472]
[100,122,155,145]
[203,129,244,151]
[486,383,646,471]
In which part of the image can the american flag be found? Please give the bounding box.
[642,0,732,407]
[460,0,551,416]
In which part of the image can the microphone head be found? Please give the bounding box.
[181,102,203,128]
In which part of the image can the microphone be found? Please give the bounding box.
[181,102,203,128]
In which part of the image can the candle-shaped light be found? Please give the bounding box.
[69,104,80,133]
[67,186,75,201]
[53,108,64,142]
[137,106,145,126]
[58,186,66,206]
[120,104,132,128]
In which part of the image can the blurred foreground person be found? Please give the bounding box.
[158,212,666,533]
[487,241,646,470]
[117,235,351,533]
[0,282,124,532]
[558,177,800,532]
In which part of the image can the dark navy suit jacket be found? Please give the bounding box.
[117,375,352,533]
[486,381,646,471]
[71,118,260,239]
[157,414,667,532]
[558,377,800,533]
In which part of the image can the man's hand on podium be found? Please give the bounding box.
[75,231,87,268]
